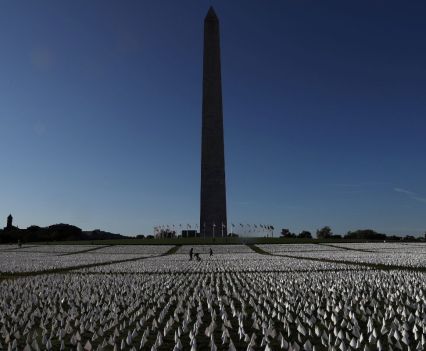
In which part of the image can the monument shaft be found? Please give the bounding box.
[200,7,227,237]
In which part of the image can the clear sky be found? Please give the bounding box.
[1,0,425,236]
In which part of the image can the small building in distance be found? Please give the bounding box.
[7,214,13,228]
[5,214,15,231]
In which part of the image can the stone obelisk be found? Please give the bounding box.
[200,7,227,238]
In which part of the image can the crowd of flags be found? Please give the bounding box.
[153,223,275,238]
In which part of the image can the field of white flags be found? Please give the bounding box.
[0,242,426,350]
[258,242,426,269]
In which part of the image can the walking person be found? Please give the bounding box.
[189,248,193,261]
[209,248,213,257]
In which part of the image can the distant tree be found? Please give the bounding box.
[280,228,291,237]
[316,226,332,239]
[298,230,312,239]
[47,223,84,241]
[26,225,41,232]
[181,230,197,237]
[280,229,296,238]
[136,234,145,239]
[2,222,123,243]
[387,235,401,241]
[146,235,154,239]
[157,229,176,238]
[345,229,386,240]
[403,235,416,241]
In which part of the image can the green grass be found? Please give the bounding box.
[246,244,271,255]
[317,242,376,253]
[58,244,113,256]
[163,245,181,255]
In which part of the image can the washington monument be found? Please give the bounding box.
[200,7,227,237]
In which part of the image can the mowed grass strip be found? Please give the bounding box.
[316,242,376,253]
[58,244,113,256]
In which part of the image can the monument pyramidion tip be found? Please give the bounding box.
[205,6,218,21]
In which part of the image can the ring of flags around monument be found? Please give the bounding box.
[153,224,276,238]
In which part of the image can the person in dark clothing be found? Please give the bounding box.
[189,248,193,261]
[194,253,201,261]
[209,248,213,257]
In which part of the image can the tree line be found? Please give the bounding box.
[0,224,124,243]
[280,226,425,241]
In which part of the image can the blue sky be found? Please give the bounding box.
[1,0,425,236]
